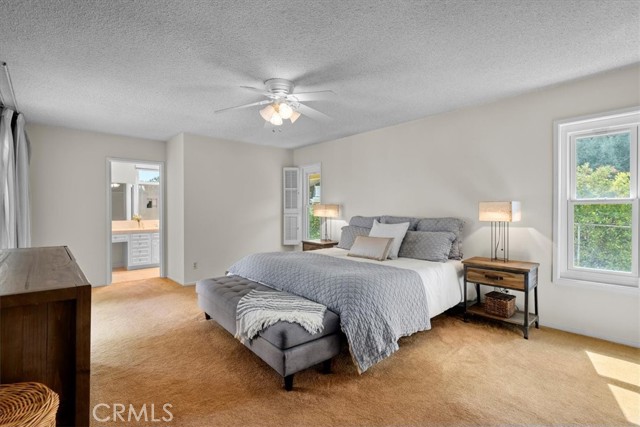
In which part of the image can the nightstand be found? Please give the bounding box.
[462,257,540,339]
[302,239,339,251]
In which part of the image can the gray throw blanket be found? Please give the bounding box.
[228,252,430,373]
[235,289,327,344]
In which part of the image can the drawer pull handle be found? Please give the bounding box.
[484,274,503,281]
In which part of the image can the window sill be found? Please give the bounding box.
[553,276,640,295]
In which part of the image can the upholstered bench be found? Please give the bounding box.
[195,275,341,391]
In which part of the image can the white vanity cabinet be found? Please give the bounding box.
[129,233,152,267]
[112,234,129,244]
[112,231,160,269]
[151,233,160,264]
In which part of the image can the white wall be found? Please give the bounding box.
[27,124,165,285]
[166,133,185,284]
[167,133,292,284]
[294,65,640,347]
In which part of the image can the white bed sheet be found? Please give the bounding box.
[314,247,467,318]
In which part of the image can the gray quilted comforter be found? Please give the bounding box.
[228,251,430,373]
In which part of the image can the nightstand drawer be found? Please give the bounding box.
[466,267,525,290]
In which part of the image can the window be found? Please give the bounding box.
[554,108,639,288]
[134,166,160,220]
[302,164,321,240]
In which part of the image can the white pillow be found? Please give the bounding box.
[348,236,394,261]
[369,220,410,259]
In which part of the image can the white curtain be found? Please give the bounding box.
[0,107,30,249]
[14,113,31,247]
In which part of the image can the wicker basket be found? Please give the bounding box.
[485,291,516,318]
[0,382,59,427]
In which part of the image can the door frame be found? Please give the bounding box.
[106,157,166,284]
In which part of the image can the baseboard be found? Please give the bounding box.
[542,321,640,348]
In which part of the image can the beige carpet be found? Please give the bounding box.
[111,267,160,283]
[91,278,640,426]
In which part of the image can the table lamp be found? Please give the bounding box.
[479,201,521,262]
[312,204,340,241]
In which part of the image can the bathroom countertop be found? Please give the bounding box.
[112,220,159,234]
[112,227,159,234]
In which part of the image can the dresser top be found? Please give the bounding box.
[0,246,90,296]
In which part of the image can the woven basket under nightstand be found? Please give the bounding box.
[484,291,516,318]
[0,382,59,427]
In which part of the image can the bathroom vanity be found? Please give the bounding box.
[112,221,160,270]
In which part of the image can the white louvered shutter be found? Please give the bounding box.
[283,167,301,245]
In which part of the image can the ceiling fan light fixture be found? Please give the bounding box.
[279,103,293,120]
[259,104,275,121]
[216,78,332,127]
[270,112,283,126]
[289,110,301,123]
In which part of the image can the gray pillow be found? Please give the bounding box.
[380,215,420,231]
[369,220,410,260]
[348,236,394,261]
[416,218,464,260]
[398,231,456,262]
[348,216,380,229]
[337,225,371,249]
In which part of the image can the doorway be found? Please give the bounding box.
[107,159,164,284]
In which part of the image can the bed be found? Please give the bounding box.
[223,215,469,374]
[311,246,465,318]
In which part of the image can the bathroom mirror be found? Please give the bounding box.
[111,183,128,220]
[110,163,160,220]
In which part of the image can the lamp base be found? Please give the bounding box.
[321,217,333,241]
[490,221,510,262]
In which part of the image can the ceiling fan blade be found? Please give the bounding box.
[288,90,335,102]
[214,99,271,114]
[296,103,332,122]
[240,86,272,97]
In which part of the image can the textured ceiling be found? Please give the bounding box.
[1,0,639,149]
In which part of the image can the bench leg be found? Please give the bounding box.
[284,374,294,391]
[204,312,211,320]
[322,359,332,374]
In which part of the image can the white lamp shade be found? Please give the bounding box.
[259,104,275,121]
[313,204,340,218]
[289,110,301,123]
[479,201,521,222]
[279,103,293,119]
[269,112,283,126]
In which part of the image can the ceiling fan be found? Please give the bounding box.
[215,78,334,126]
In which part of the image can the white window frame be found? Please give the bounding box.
[553,107,640,288]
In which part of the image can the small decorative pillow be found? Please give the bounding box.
[337,225,371,250]
[368,220,410,259]
[398,231,457,262]
[348,236,394,261]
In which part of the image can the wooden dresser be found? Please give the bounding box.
[0,246,91,427]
